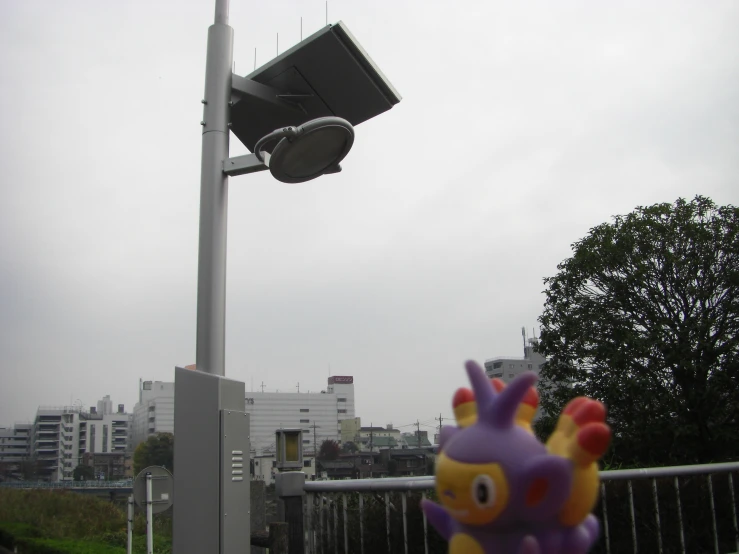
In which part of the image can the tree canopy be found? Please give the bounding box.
[536,196,739,467]
[133,432,174,476]
[73,464,95,482]
[318,440,340,461]
[341,441,358,454]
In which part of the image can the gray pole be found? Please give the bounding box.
[197,0,233,376]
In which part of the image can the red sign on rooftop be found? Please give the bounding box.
[328,376,354,384]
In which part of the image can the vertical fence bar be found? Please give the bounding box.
[628,480,638,554]
[126,494,134,554]
[601,482,611,554]
[729,474,739,554]
[600,481,611,554]
[359,494,365,554]
[319,495,325,554]
[306,493,314,554]
[333,496,338,553]
[422,492,429,554]
[385,492,391,554]
[674,476,686,554]
[652,479,663,554]
[708,475,719,554]
[401,492,409,554]
[343,494,348,554]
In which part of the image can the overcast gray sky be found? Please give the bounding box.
[1,0,738,432]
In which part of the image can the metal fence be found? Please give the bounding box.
[296,462,739,554]
[0,479,133,489]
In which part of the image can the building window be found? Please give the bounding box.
[90,426,96,450]
[493,361,503,369]
[300,419,309,423]
[303,440,310,444]
[509,364,514,369]
[509,374,515,378]
[337,398,346,402]
[102,425,108,453]
[299,409,309,413]
[527,363,532,369]
[303,430,309,434]
[304,460,311,468]
[492,372,503,378]
[338,409,347,414]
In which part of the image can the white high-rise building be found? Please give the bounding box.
[245,376,356,455]
[484,337,547,384]
[131,380,175,449]
[29,401,130,482]
[0,423,31,480]
[97,395,114,416]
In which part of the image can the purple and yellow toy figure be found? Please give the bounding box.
[421,360,611,554]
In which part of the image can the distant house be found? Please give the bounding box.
[318,459,356,480]
[400,431,432,449]
[339,452,388,479]
[380,449,433,477]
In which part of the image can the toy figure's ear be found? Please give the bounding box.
[516,456,572,522]
[438,425,459,452]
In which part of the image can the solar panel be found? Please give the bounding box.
[229,21,401,153]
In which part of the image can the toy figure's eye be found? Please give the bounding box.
[470,474,496,508]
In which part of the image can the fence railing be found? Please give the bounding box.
[284,462,739,554]
[0,479,133,489]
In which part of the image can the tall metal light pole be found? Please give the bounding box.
[175,5,400,551]
[197,0,233,376]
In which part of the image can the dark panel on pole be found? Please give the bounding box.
[230,21,400,154]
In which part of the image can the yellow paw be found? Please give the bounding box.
[450,533,484,554]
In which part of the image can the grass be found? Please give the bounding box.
[0,489,171,554]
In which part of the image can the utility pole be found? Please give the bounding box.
[260,382,265,393]
[311,423,320,457]
[416,420,421,448]
[435,413,444,442]
[369,423,373,452]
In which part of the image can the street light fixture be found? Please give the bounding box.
[254,117,354,183]
[174,1,400,552]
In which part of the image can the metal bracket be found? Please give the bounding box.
[223,153,268,177]
[230,74,309,114]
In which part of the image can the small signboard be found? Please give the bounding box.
[133,466,174,514]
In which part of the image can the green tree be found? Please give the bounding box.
[318,439,340,461]
[73,464,95,481]
[133,432,174,476]
[341,441,358,454]
[536,196,739,467]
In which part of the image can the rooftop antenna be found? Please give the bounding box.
[296,382,300,393]
[260,381,266,393]
[522,326,527,357]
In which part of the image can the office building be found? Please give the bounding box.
[0,423,31,480]
[484,336,547,384]
[29,401,131,481]
[244,376,356,455]
[131,380,175,449]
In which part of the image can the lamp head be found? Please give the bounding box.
[254,117,355,183]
